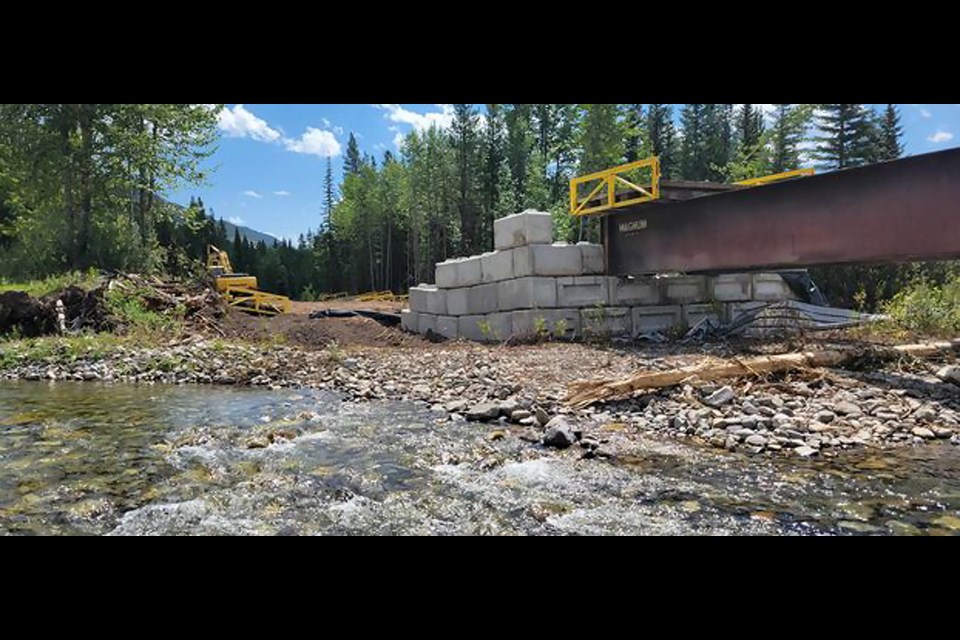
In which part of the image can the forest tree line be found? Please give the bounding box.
[1,103,952,309]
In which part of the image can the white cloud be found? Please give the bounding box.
[228,216,245,225]
[217,105,281,142]
[273,190,291,196]
[393,131,405,149]
[283,127,342,157]
[375,103,455,131]
[921,107,932,119]
[321,117,345,136]
[928,130,954,143]
[243,190,262,199]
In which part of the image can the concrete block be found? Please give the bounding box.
[608,276,662,306]
[436,256,483,289]
[436,316,458,340]
[497,277,558,312]
[446,283,498,316]
[512,309,580,340]
[662,275,709,304]
[484,312,513,342]
[417,313,437,335]
[711,273,753,302]
[683,303,722,328]
[581,306,632,338]
[400,309,418,333]
[578,243,605,274]
[480,250,514,283]
[494,210,553,250]
[513,243,584,278]
[753,273,795,301]
[408,285,446,315]
[631,305,682,335]
[458,315,488,342]
[556,276,610,308]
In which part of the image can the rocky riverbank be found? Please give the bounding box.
[2,333,959,460]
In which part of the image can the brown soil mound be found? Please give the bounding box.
[220,308,426,349]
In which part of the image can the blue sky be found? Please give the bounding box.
[166,104,960,241]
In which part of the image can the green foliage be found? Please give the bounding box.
[881,273,960,337]
[812,104,878,169]
[104,287,182,335]
[0,269,100,296]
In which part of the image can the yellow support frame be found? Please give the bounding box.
[569,156,661,216]
[734,168,814,187]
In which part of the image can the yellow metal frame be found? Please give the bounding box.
[734,168,814,187]
[570,156,661,216]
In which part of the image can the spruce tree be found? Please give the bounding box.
[324,155,336,219]
[450,103,482,254]
[879,104,903,160]
[679,104,708,180]
[812,104,874,169]
[624,104,644,162]
[769,104,811,173]
[343,132,362,175]
[645,104,676,178]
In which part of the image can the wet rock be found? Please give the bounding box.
[886,520,921,536]
[932,426,953,439]
[838,520,881,534]
[911,426,936,440]
[465,402,501,422]
[745,434,767,447]
[488,430,506,441]
[498,399,520,417]
[703,385,735,408]
[913,406,937,422]
[542,416,576,449]
[245,436,269,449]
[511,409,531,422]
[794,445,818,458]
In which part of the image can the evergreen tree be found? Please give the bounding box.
[769,104,812,173]
[679,104,708,180]
[480,103,506,247]
[703,104,734,181]
[624,104,644,162]
[504,104,534,210]
[324,155,335,219]
[736,104,765,155]
[645,104,676,178]
[450,104,482,254]
[878,104,903,161]
[343,132,362,175]
[812,104,875,169]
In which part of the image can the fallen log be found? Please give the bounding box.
[565,340,960,408]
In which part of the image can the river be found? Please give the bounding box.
[1,380,958,535]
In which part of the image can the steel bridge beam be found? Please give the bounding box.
[603,148,960,275]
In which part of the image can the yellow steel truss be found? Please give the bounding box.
[734,168,815,187]
[569,156,661,216]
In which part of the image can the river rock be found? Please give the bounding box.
[444,399,467,413]
[511,409,531,422]
[911,426,936,439]
[703,385,735,407]
[815,410,836,424]
[932,426,953,439]
[794,445,818,457]
[542,416,577,449]
[534,406,550,427]
[466,402,500,421]
[745,434,767,447]
[834,401,862,417]
[935,365,960,385]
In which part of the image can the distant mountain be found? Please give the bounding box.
[218,218,280,247]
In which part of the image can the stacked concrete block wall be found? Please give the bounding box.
[404,209,799,342]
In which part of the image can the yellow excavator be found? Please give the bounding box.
[206,244,291,315]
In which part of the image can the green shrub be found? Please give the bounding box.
[881,274,960,337]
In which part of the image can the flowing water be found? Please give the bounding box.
[1,380,958,536]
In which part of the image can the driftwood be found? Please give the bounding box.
[565,340,960,408]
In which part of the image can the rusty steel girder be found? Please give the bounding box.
[603,148,960,275]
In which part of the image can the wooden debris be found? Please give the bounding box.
[565,340,960,408]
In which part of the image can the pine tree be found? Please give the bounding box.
[645,104,676,178]
[736,104,765,155]
[812,104,875,169]
[624,104,644,162]
[504,104,534,210]
[878,104,903,161]
[450,104,482,254]
[769,104,812,173]
[324,155,335,219]
[703,104,734,181]
[577,104,625,242]
[679,104,708,180]
[343,132,362,175]
[481,103,506,247]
